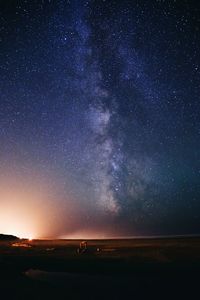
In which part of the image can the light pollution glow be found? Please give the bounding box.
[0,168,69,239]
[0,184,49,239]
[0,167,117,239]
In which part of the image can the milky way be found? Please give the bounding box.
[0,0,200,238]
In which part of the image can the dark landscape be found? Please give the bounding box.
[1,235,200,299]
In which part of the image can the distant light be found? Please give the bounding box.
[12,242,31,248]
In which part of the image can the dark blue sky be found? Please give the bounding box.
[0,0,200,238]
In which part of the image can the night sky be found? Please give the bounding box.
[0,0,200,238]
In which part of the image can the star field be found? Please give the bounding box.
[0,0,200,238]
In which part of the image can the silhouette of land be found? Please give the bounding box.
[0,234,19,241]
[0,236,200,299]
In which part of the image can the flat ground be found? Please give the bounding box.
[0,237,200,299]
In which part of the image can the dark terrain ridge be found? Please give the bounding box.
[0,234,18,241]
[0,236,200,299]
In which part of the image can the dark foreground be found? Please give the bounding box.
[0,237,200,299]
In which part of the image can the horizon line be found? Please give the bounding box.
[30,233,200,240]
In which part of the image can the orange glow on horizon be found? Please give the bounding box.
[0,167,81,239]
[0,172,61,239]
[0,168,118,240]
[60,230,108,240]
[0,203,43,239]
